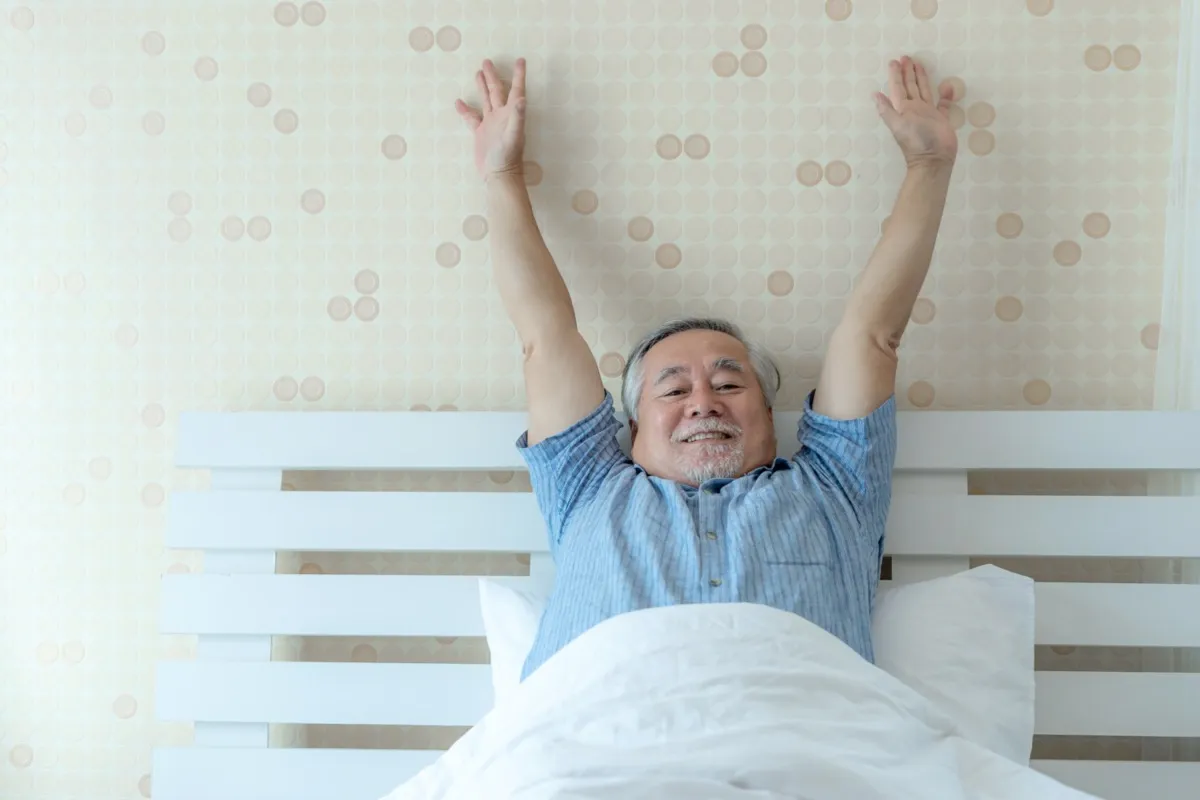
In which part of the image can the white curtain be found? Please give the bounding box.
[1147,0,1200,762]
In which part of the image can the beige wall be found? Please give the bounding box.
[0,0,1183,796]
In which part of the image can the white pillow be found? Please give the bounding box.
[871,564,1035,765]
[479,564,1035,762]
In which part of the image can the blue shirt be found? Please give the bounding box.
[516,390,898,681]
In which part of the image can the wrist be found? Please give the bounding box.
[904,155,956,178]
[484,166,526,187]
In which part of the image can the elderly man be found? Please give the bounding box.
[454,54,957,681]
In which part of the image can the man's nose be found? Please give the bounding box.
[687,387,723,417]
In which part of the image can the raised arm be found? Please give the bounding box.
[812,56,957,420]
[455,58,604,445]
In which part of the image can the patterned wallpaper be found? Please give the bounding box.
[0,0,1183,797]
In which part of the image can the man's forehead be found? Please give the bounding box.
[652,356,746,383]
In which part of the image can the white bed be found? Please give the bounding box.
[153,406,1200,799]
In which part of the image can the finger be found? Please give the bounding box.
[914,61,933,104]
[475,70,492,113]
[903,57,919,101]
[509,57,526,105]
[482,59,505,111]
[874,92,900,128]
[887,59,906,108]
[454,98,482,131]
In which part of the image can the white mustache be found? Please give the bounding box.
[673,419,742,442]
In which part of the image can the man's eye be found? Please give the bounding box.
[717,384,740,390]
[663,389,685,397]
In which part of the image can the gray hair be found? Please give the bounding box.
[620,317,781,422]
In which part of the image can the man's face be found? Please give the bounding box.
[629,329,776,486]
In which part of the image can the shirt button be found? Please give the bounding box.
[709,578,722,587]
[706,531,717,540]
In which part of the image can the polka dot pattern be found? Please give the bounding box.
[0,0,1180,782]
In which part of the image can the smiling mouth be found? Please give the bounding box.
[682,432,734,443]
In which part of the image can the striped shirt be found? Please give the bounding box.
[516,390,898,681]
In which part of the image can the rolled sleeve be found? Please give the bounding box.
[793,391,898,541]
[516,391,628,550]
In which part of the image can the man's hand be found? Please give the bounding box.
[454,58,528,182]
[874,56,957,170]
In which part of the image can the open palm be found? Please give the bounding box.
[454,58,528,181]
[875,56,958,167]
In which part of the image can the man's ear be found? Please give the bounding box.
[629,419,638,443]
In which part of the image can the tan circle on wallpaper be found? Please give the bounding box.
[462,215,488,241]
[167,217,192,242]
[141,403,166,428]
[911,0,938,20]
[36,641,59,665]
[712,51,739,78]
[89,85,113,109]
[410,26,435,52]
[64,270,86,293]
[354,296,380,322]
[10,6,34,30]
[142,111,165,136]
[1053,240,1082,266]
[301,1,326,25]
[381,134,408,160]
[911,298,936,324]
[1113,45,1141,71]
[300,376,326,402]
[247,82,272,108]
[221,216,245,241]
[825,160,852,187]
[524,161,543,186]
[684,134,710,159]
[1023,379,1052,405]
[141,30,165,55]
[655,243,682,269]
[9,745,33,768]
[907,381,935,408]
[1141,323,1160,350]
[767,271,794,296]
[488,471,515,485]
[273,376,299,401]
[995,296,1024,322]
[62,641,85,663]
[300,188,326,214]
[168,190,192,215]
[572,190,599,214]
[274,109,299,134]
[826,0,853,21]
[298,562,323,574]
[139,775,152,798]
[115,322,139,348]
[967,102,995,128]
[1082,212,1110,238]
[1026,0,1053,16]
[142,483,165,507]
[656,134,683,160]
[796,160,823,186]
[599,352,625,377]
[941,77,966,102]
[327,296,352,321]
[351,644,378,662]
[947,104,966,130]
[967,130,994,156]
[740,51,767,78]
[740,23,768,50]
[436,25,461,51]
[89,457,112,480]
[194,57,218,81]
[113,694,138,719]
[355,269,380,294]
[1084,45,1112,71]
[64,112,86,137]
[628,217,654,242]
[436,242,461,267]
[274,2,300,25]
[996,213,1023,239]
[246,216,272,241]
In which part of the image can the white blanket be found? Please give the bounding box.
[383,603,1097,800]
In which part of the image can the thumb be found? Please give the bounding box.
[874,92,900,128]
[507,97,527,139]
